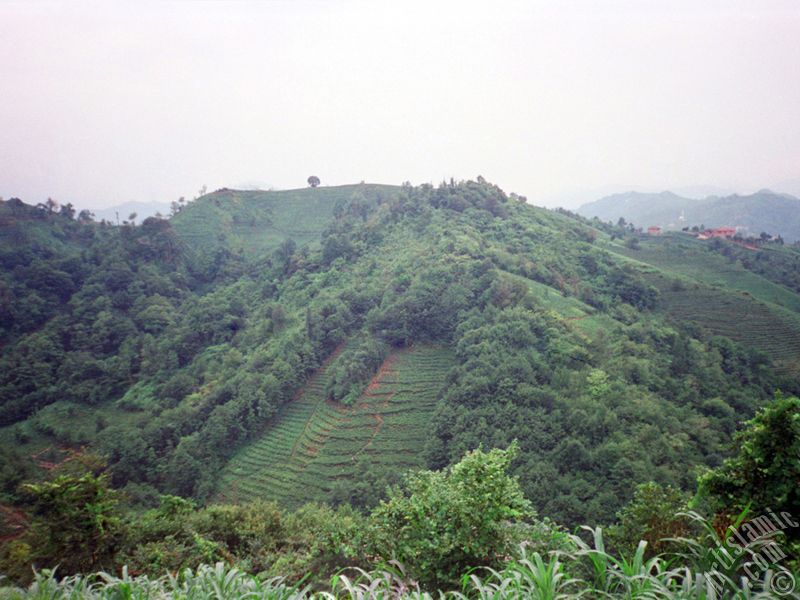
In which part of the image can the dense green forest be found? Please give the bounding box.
[1,180,798,595]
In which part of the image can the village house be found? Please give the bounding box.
[697,226,736,240]
[707,227,736,238]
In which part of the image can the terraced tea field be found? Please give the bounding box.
[172,184,399,259]
[655,284,800,377]
[611,235,800,314]
[217,344,455,506]
[604,236,800,377]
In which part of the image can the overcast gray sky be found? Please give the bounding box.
[1,0,798,209]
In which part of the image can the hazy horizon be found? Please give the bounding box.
[1,1,798,210]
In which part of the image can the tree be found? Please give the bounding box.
[59,202,76,219]
[77,209,95,223]
[307,175,320,188]
[697,393,800,537]
[608,482,690,556]
[370,443,533,588]
[275,238,297,274]
[18,472,123,574]
[625,236,641,250]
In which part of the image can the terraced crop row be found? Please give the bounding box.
[658,285,800,376]
[217,344,455,506]
[612,239,800,378]
[612,236,800,315]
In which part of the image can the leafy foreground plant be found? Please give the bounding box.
[462,547,581,600]
[0,563,315,600]
[3,539,795,600]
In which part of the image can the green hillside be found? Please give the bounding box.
[657,285,800,375]
[219,344,454,507]
[0,180,795,530]
[610,234,800,310]
[606,234,800,378]
[171,184,399,260]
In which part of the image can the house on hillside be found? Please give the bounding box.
[696,226,736,240]
[647,226,662,235]
[707,227,736,239]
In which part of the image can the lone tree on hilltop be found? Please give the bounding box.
[307,175,320,188]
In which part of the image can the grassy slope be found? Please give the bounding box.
[613,235,800,312]
[218,345,455,507]
[171,184,399,258]
[606,234,800,376]
[501,269,618,337]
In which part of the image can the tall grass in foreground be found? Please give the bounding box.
[1,524,796,599]
[2,556,791,599]
[0,563,314,600]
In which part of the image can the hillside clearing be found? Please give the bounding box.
[217,345,455,506]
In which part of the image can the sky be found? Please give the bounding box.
[1,0,799,209]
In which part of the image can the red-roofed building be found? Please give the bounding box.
[707,227,736,239]
[647,226,662,235]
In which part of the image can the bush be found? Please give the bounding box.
[697,393,800,538]
[3,473,123,580]
[369,443,533,589]
[606,482,691,556]
[325,337,388,405]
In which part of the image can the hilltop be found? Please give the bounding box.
[578,188,800,241]
[170,184,399,260]
[0,180,797,530]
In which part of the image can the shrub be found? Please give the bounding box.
[369,443,533,589]
[7,473,122,580]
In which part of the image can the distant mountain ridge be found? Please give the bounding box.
[577,189,800,241]
[85,200,171,224]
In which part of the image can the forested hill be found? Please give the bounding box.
[1,181,798,528]
[577,188,800,241]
